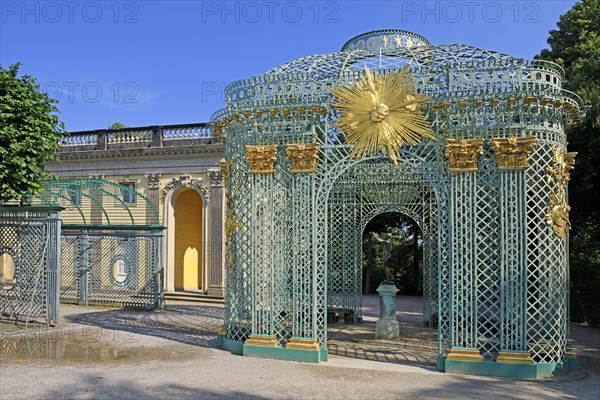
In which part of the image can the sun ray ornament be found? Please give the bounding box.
[331,65,434,164]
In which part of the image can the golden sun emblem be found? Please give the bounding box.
[331,65,434,164]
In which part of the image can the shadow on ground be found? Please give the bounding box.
[45,375,270,400]
[327,320,438,370]
[65,305,225,348]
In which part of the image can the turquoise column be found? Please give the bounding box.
[492,137,537,365]
[444,139,485,363]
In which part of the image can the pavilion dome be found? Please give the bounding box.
[214,29,570,120]
[264,29,529,77]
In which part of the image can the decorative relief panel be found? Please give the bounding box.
[208,171,224,186]
[145,173,161,189]
[160,173,210,204]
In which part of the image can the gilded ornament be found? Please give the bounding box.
[220,160,241,270]
[245,145,278,174]
[286,143,319,173]
[545,146,576,238]
[244,335,279,347]
[444,138,484,173]
[330,65,434,164]
[285,338,320,351]
[491,136,537,170]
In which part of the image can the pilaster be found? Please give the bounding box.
[491,136,536,362]
[207,169,225,297]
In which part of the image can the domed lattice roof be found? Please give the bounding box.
[212,29,581,130]
[264,29,529,78]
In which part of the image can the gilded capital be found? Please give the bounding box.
[245,145,278,174]
[491,136,537,170]
[286,143,319,173]
[444,138,484,173]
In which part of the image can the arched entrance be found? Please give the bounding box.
[162,174,210,294]
[362,212,423,297]
[325,156,440,330]
[174,189,203,290]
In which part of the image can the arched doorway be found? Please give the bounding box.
[325,156,440,330]
[362,212,423,298]
[174,189,203,291]
[162,174,210,294]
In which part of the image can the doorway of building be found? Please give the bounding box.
[174,189,203,291]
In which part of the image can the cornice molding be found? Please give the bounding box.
[57,144,225,161]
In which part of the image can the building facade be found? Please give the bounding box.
[48,123,226,298]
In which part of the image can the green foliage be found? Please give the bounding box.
[362,212,422,294]
[0,64,67,204]
[570,220,600,326]
[108,122,129,130]
[537,0,600,326]
[537,0,600,124]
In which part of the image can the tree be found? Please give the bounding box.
[0,64,67,204]
[536,0,600,326]
[108,122,129,130]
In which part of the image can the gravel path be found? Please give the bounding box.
[0,297,598,400]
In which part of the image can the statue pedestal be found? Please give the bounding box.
[375,282,399,340]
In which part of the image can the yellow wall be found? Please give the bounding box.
[174,189,202,290]
[0,253,15,282]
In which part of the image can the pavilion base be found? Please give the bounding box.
[243,344,328,363]
[221,336,243,355]
[219,334,329,362]
[443,358,574,379]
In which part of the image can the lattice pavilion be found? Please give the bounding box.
[212,29,583,378]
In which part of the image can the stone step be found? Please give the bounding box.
[164,292,224,304]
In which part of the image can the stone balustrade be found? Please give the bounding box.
[59,123,215,151]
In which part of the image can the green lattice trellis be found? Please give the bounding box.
[214,29,583,377]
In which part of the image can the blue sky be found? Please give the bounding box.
[1,0,576,132]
